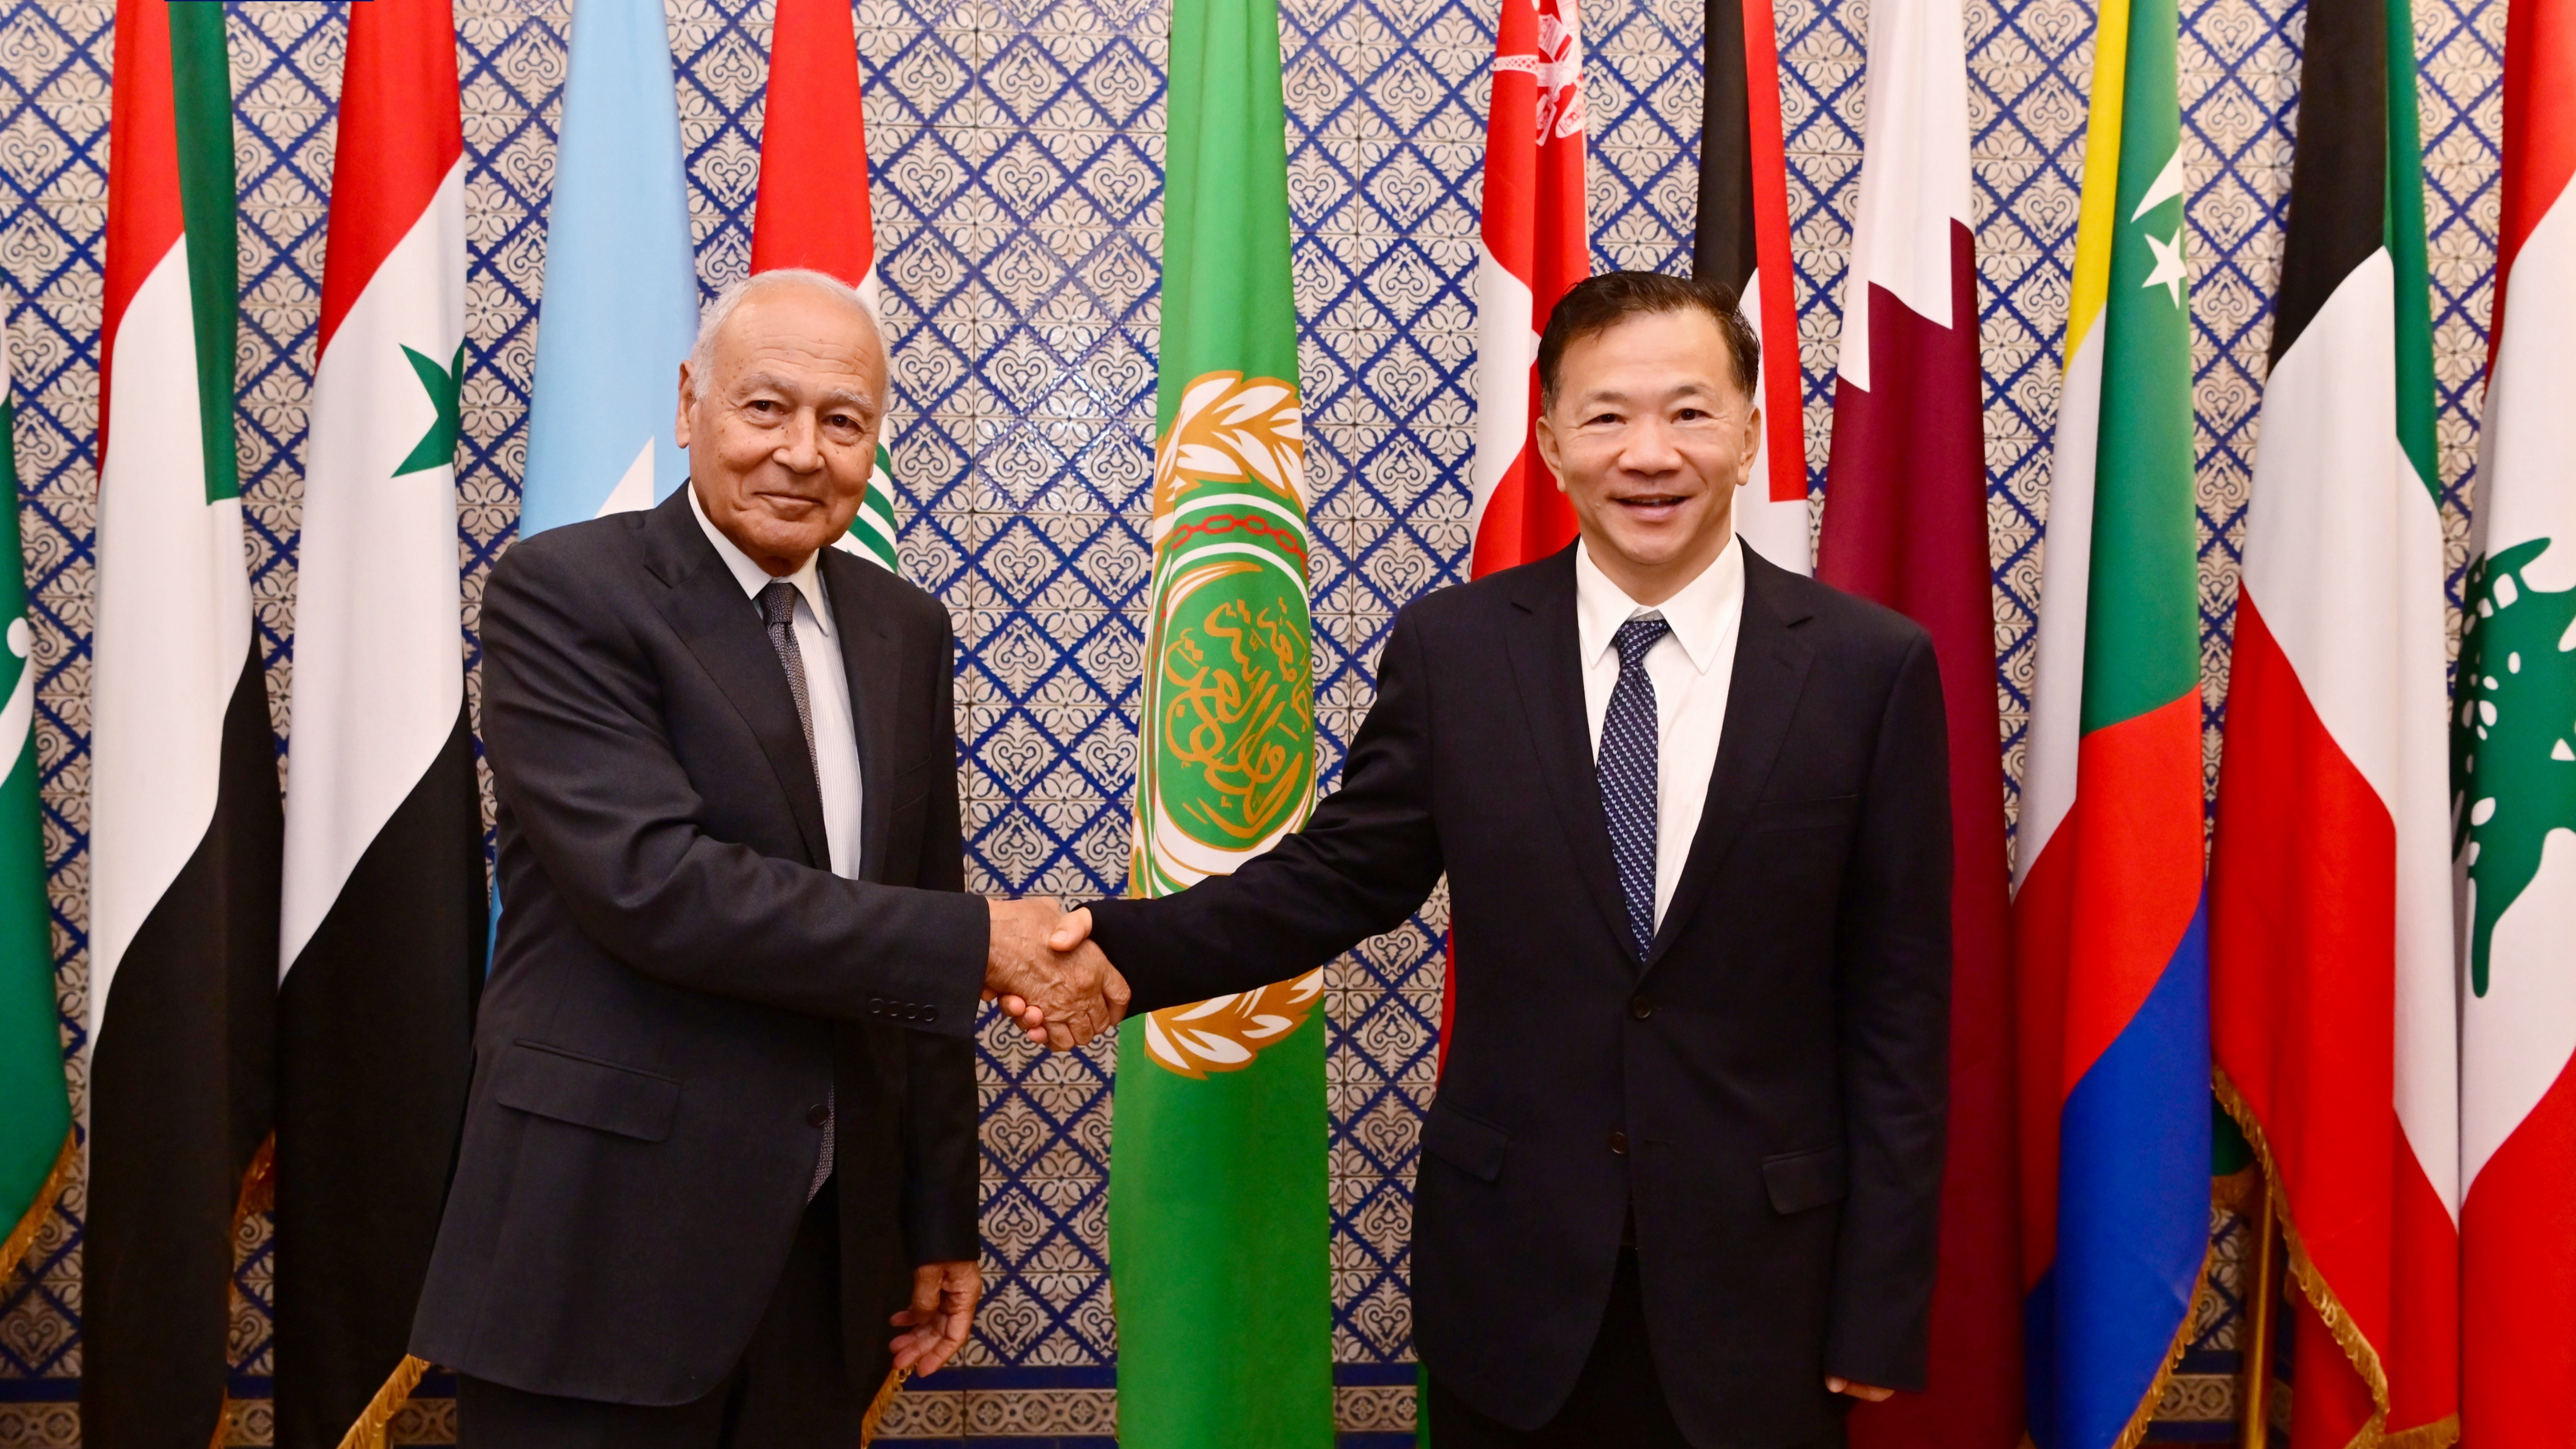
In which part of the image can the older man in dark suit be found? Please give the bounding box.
[412,269,1104,1448]
[1019,272,1954,1449]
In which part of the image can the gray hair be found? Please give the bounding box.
[685,268,886,402]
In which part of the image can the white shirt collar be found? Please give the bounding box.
[688,482,834,639]
[1574,532,1744,676]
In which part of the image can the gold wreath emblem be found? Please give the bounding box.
[1140,968,1326,1078]
[1151,371,1306,522]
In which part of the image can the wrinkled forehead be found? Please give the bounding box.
[708,287,888,393]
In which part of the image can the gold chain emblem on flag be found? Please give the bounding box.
[1141,968,1327,1078]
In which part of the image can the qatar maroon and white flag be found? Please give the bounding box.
[1816,0,2020,1440]
[1467,0,1589,579]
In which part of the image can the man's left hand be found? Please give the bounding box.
[890,1260,982,1377]
[1826,1377,1895,1402]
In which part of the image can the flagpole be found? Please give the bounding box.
[2236,1186,2279,1449]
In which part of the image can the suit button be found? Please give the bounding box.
[1630,994,1654,1020]
[1608,1130,1629,1155]
[807,1104,830,1127]
[921,1005,937,1023]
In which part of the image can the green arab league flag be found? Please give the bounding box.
[0,330,69,1281]
[1107,0,1331,1435]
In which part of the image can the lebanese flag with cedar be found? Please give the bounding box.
[1466,0,1589,579]
[1693,0,1808,573]
[2455,0,2576,1436]
[751,0,903,572]
[1815,0,2018,1437]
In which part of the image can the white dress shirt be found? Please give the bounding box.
[690,484,865,880]
[1575,533,1746,930]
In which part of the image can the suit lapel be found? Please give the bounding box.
[639,491,833,868]
[1645,546,1815,969]
[821,551,903,885]
[1500,548,1636,955]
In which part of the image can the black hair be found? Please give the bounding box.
[1534,270,1761,409]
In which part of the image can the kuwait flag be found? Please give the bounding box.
[517,0,697,536]
[273,2,485,1445]
[86,3,285,1446]
[1815,0,2020,1438]
[1108,0,1330,1433]
[1694,0,1809,572]
[0,323,70,1285]
[2456,0,2576,1434]
[2010,0,2211,1437]
[1466,0,1588,576]
[2207,0,2461,1436]
[751,0,903,573]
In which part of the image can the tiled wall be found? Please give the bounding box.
[0,0,2504,1439]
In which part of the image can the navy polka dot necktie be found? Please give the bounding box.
[1600,616,1671,957]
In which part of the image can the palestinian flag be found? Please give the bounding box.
[2206,0,2461,1437]
[1107,0,1331,1435]
[86,4,284,1445]
[2010,0,2212,1438]
[1465,0,1588,577]
[751,0,902,573]
[272,2,484,1444]
[2456,0,2576,1434]
[0,321,70,1285]
[1693,0,1808,573]
[1814,0,2019,1437]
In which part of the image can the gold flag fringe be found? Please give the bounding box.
[2213,1068,2458,1449]
[2013,1236,2216,1449]
[0,1130,73,1285]
[334,1354,432,1449]
[207,1135,279,1449]
[859,1367,909,1446]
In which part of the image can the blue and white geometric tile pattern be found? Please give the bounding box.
[0,0,2504,1438]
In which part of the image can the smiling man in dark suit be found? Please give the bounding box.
[1023,271,1953,1448]
[411,269,1109,1448]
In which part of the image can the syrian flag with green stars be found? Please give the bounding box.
[273,0,485,1443]
[86,3,284,1443]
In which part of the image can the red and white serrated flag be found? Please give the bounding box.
[1467,0,1589,578]
[751,0,904,573]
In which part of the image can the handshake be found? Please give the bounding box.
[982,899,1130,1050]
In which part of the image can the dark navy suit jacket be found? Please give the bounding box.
[1086,542,1953,1449]
[412,487,986,1405]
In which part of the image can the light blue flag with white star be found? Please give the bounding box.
[519,0,697,538]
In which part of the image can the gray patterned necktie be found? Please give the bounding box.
[1600,616,1671,957]
[760,580,834,1197]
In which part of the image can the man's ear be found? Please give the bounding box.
[1534,405,1566,492]
[674,361,696,449]
[1738,403,1761,487]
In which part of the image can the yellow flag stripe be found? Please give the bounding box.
[2064,0,2132,366]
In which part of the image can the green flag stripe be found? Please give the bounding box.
[2079,0,2202,734]
[2384,0,2440,496]
[169,3,239,506]
[0,384,73,1271]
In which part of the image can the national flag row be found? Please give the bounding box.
[40,0,904,1445]
[7,1,2566,1448]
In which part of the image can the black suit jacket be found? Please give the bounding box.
[412,489,989,1405]
[1085,544,1951,1448]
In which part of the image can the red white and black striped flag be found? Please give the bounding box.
[1693,0,1809,572]
[272,1,484,1443]
[86,4,282,1444]
[1813,0,2019,1440]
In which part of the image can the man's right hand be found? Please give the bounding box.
[983,899,1128,1051]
